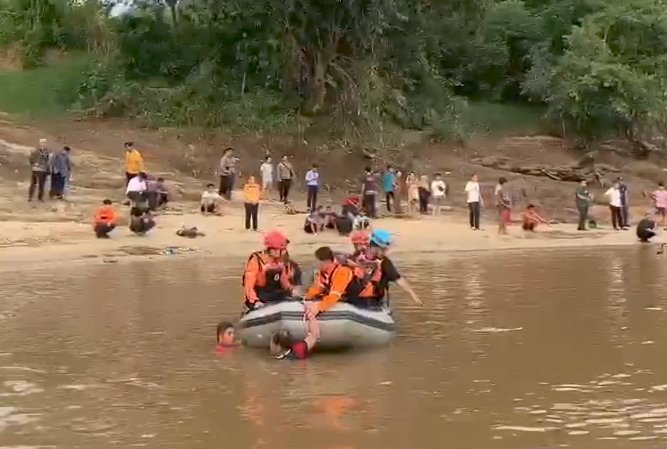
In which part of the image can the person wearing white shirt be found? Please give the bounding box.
[259,156,274,191]
[430,173,447,216]
[126,172,148,206]
[605,181,625,230]
[201,183,223,215]
[305,163,320,212]
[464,174,482,230]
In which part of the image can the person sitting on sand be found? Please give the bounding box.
[201,183,223,215]
[128,206,155,235]
[146,177,169,211]
[352,210,371,231]
[216,321,236,355]
[304,207,325,234]
[637,213,658,243]
[269,315,319,360]
[93,199,117,239]
[522,204,550,232]
[324,205,338,228]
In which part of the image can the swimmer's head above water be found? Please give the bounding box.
[216,321,235,347]
[269,329,292,356]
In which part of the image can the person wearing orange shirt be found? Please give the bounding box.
[93,199,117,239]
[243,230,300,310]
[243,176,262,231]
[304,246,371,319]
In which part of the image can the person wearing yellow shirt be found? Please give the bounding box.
[243,176,262,231]
[124,141,145,184]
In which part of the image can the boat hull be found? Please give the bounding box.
[238,301,395,349]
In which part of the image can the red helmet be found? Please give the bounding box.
[350,230,370,246]
[264,230,289,250]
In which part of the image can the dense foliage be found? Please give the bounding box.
[1,0,666,140]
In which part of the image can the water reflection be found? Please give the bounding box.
[0,248,666,448]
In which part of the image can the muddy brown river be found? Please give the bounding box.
[1,246,667,448]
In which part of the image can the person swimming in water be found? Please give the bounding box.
[269,315,320,360]
[216,321,236,354]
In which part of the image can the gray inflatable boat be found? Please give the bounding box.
[237,300,395,349]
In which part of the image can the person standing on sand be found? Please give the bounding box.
[305,164,320,212]
[124,142,145,185]
[605,181,626,231]
[617,176,630,228]
[495,177,511,235]
[260,156,274,192]
[360,167,379,218]
[382,165,397,212]
[218,147,236,200]
[465,174,482,230]
[277,155,295,203]
[243,176,262,231]
[394,170,404,214]
[406,172,419,215]
[28,138,51,202]
[418,175,430,214]
[651,181,667,230]
[49,146,70,200]
[126,172,148,207]
[575,180,593,231]
[61,146,72,197]
[430,173,447,216]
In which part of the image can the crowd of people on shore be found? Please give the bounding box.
[23,138,667,245]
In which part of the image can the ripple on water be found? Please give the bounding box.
[0,407,42,432]
[0,381,44,397]
[495,371,667,442]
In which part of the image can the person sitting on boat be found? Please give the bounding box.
[282,250,304,296]
[269,316,319,360]
[337,230,373,267]
[363,229,424,306]
[349,230,371,260]
[304,246,372,318]
[243,230,299,310]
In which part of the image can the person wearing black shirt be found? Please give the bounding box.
[636,214,657,243]
[367,229,423,305]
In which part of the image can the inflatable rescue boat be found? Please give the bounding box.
[238,300,395,349]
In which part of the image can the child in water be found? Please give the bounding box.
[269,316,319,360]
[216,321,236,354]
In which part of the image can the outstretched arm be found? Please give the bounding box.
[396,278,423,305]
[303,317,320,351]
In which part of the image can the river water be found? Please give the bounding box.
[1,246,666,449]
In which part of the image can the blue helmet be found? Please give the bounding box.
[370,229,392,248]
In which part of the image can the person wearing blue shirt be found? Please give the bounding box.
[381,165,397,212]
[305,164,320,212]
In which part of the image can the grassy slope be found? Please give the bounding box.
[0,59,546,135]
[0,58,89,119]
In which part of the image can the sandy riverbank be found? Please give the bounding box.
[0,198,655,273]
